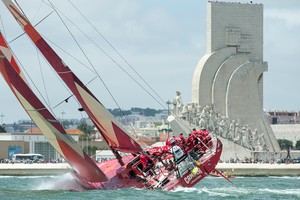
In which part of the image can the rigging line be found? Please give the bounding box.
[29,34,75,103]
[43,35,96,74]
[8,11,54,44]
[13,2,84,117]
[51,94,72,110]
[67,0,167,107]
[46,1,126,122]
[36,48,51,108]
[49,2,167,110]
[47,1,129,115]
[47,2,165,136]
[51,75,98,111]
[48,1,97,74]
[31,0,44,23]
[9,8,79,114]
[36,47,81,109]
[7,45,59,119]
[48,2,140,139]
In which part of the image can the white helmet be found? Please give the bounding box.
[169,137,175,145]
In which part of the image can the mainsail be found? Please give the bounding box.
[2,0,142,154]
[0,32,108,182]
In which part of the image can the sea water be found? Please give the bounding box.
[0,174,299,200]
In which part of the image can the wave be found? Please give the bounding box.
[269,176,300,180]
[0,175,59,179]
[173,186,199,193]
[201,187,234,197]
[0,176,14,179]
[196,187,300,198]
[34,173,84,191]
[172,186,248,197]
[259,188,300,196]
[16,175,58,179]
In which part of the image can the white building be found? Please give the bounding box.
[0,129,81,160]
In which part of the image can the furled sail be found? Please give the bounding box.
[3,0,142,154]
[0,32,108,182]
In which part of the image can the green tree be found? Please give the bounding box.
[295,140,300,150]
[0,124,6,132]
[109,108,131,116]
[277,139,293,150]
[82,146,99,156]
[77,121,95,134]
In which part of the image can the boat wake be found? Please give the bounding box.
[269,176,300,180]
[172,186,199,193]
[172,185,300,198]
[34,173,84,191]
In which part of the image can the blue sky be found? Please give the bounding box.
[0,0,299,123]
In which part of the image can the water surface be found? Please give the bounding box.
[0,174,299,200]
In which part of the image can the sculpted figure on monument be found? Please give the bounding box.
[224,116,229,138]
[196,104,202,116]
[227,120,235,140]
[208,112,215,132]
[241,125,252,149]
[258,133,267,151]
[218,116,229,138]
[198,114,207,130]
[254,141,263,151]
[176,101,267,151]
[187,103,196,123]
[234,125,245,145]
[234,120,241,140]
[172,91,183,116]
[181,104,188,121]
[194,104,202,126]
[201,105,209,118]
[247,126,253,149]
[233,122,243,145]
[191,103,199,125]
[251,129,258,147]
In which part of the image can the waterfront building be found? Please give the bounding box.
[266,110,300,124]
[0,129,82,161]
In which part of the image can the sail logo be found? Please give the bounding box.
[184,168,202,184]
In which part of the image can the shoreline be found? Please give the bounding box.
[1,163,300,176]
[0,163,71,176]
[216,163,300,176]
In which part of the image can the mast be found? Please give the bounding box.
[0,31,108,182]
[2,0,142,165]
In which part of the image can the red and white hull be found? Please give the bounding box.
[72,138,222,190]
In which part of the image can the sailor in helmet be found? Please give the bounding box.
[170,137,186,164]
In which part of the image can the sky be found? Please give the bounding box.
[0,0,299,124]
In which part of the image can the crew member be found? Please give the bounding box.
[140,151,154,173]
[170,137,186,164]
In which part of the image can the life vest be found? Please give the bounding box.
[171,145,185,161]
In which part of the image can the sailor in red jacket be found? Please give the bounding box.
[185,133,195,152]
[140,151,154,172]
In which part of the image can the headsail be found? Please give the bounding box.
[2,0,142,154]
[0,32,108,182]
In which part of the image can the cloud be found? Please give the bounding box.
[265,8,300,27]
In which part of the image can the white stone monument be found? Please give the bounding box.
[191,1,280,152]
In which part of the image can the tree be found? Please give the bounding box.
[0,124,6,132]
[295,140,300,150]
[77,121,95,134]
[277,139,293,150]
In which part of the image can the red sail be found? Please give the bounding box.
[3,0,142,154]
[0,32,108,183]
